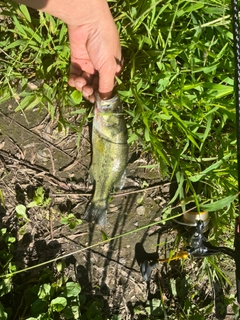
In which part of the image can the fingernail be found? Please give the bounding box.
[89,96,95,103]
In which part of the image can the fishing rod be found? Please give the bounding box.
[136,218,235,279]
[136,0,240,305]
[232,0,240,304]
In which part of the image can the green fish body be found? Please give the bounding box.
[84,93,128,225]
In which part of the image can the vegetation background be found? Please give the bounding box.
[0,0,240,319]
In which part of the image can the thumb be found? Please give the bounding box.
[98,70,115,100]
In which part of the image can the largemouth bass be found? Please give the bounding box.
[84,92,128,226]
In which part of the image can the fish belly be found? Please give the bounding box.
[84,126,128,225]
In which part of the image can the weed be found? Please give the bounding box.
[14,186,51,235]
[0,240,119,319]
[60,213,82,230]
[0,0,239,318]
[116,0,237,217]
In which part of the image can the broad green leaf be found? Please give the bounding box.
[68,222,77,230]
[15,204,28,220]
[50,297,67,312]
[0,228,7,236]
[70,90,82,105]
[64,282,81,298]
[30,299,48,316]
[145,298,163,316]
[60,217,69,225]
[38,283,51,300]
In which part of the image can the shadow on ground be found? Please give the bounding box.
[0,99,236,319]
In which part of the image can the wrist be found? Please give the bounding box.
[63,0,112,27]
[13,0,112,26]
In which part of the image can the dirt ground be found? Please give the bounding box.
[0,97,238,319]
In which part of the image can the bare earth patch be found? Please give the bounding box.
[0,99,237,319]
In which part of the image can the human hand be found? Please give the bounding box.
[13,0,122,103]
[67,2,122,103]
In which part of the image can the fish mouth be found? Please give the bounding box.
[95,92,121,113]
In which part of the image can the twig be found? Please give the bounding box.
[50,181,172,198]
[112,182,171,197]
[49,208,53,240]
[0,149,72,190]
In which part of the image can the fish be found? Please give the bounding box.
[83,92,128,226]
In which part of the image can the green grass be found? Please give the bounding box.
[0,0,239,318]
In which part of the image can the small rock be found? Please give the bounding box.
[136,206,145,216]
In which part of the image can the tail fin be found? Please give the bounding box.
[83,202,107,226]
